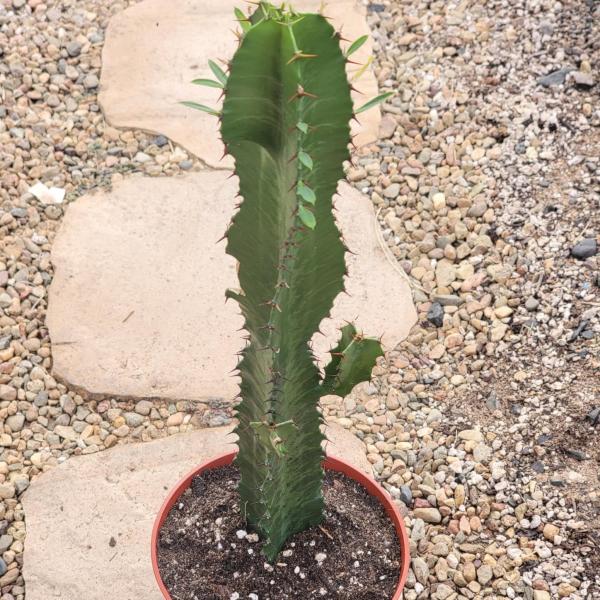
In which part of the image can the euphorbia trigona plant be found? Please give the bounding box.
[186,1,392,561]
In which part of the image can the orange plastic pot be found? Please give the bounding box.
[152,451,410,599]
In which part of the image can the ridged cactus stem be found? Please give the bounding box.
[261,24,317,423]
[217,2,385,560]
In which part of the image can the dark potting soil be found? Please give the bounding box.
[157,465,402,599]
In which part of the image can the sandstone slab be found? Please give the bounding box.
[48,172,416,402]
[22,423,369,600]
[47,171,416,401]
[99,0,381,168]
[48,171,240,402]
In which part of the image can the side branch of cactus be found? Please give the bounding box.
[320,323,384,397]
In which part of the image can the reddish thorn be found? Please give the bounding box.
[288,85,318,102]
[287,52,318,65]
[333,29,351,42]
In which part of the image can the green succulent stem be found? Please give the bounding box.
[218,2,384,561]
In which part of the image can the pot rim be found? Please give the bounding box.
[151,450,410,599]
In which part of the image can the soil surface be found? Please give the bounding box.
[157,465,402,599]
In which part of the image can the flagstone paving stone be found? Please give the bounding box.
[47,171,416,402]
[99,0,382,168]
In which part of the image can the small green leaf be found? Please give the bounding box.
[298,151,313,170]
[345,35,368,58]
[297,181,316,205]
[296,121,309,134]
[191,78,223,89]
[298,204,316,229]
[351,55,373,83]
[179,101,220,116]
[355,92,394,114]
[208,59,228,86]
[234,7,251,32]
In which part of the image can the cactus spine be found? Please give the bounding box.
[218,2,385,560]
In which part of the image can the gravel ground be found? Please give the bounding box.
[0,0,598,599]
[0,1,229,596]
[327,0,599,598]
